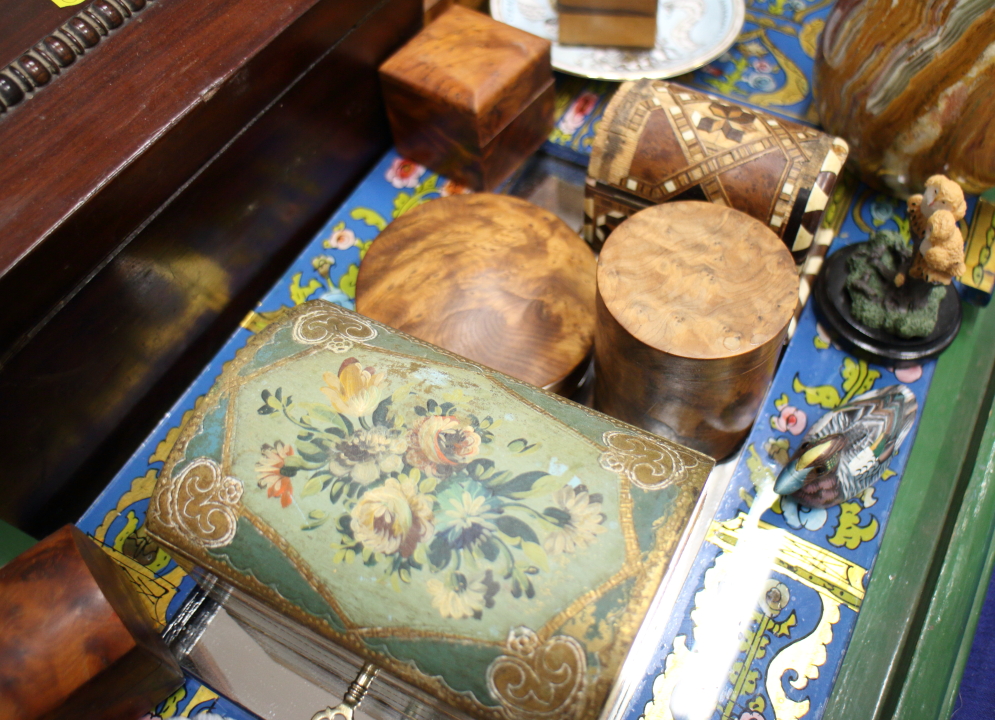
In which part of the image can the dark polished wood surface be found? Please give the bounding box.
[0,0,421,536]
[0,0,398,356]
[0,525,182,719]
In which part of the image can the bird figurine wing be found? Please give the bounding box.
[774,385,917,508]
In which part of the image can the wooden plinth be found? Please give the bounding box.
[0,525,182,720]
[594,201,798,459]
[356,194,597,393]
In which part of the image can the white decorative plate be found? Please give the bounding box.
[492,0,746,81]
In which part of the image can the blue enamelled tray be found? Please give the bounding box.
[78,1,995,717]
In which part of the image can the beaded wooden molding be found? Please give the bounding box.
[0,0,151,117]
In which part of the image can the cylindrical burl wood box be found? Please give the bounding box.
[594,201,798,459]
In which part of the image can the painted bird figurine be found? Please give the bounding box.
[774,385,917,508]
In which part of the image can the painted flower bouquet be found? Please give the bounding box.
[253,357,607,619]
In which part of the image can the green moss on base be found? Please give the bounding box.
[846,231,945,339]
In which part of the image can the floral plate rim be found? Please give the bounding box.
[491,0,746,82]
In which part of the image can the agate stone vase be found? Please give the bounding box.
[813,0,995,197]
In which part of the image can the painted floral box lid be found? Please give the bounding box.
[147,300,713,720]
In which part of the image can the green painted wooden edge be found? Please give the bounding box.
[893,379,995,718]
[824,300,995,720]
[0,518,36,567]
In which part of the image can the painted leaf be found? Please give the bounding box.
[289,271,324,305]
[494,515,540,545]
[521,541,550,573]
[840,357,880,402]
[302,476,324,498]
[491,470,549,498]
[828,502,880,550]
[773,611,797,637]
[350,207,388,231]
[793,374,842,409]
[745,444,776,491]
[339,265,360,299]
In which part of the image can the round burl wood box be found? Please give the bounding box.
[356,194,597,394]
[594,201,798,459]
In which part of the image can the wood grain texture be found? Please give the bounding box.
[379,5,554,189]
[594,201,797,458]
[557,9,657,49]
[0,526,181,720]
[0,0,389,355]
[356,194,596,391]
[814,0,995,196]
[585,79,847,261]
[0,0,420,536]
[0,0,151,118]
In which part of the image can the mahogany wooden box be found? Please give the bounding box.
[379,5,555,191]
[0,0,421,535]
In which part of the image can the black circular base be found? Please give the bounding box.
[813,243,962,367]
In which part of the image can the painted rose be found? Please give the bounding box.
[385,158,425,189]
[440,179,470,197]
[774,405,807,435]
[894,365,923,383]
[543,485,607,555]
[256,441,294,507]
[350,477,435,557]
[556,91,598,136]
[427,570,497,619]
[406,416,481,478]
[328,426,407,485]
[321,358,385,417]
[322,227,357,251]
[750,57,775,74]
[748,73,776,91]
[870,197,895,225]
[739,712,765,720]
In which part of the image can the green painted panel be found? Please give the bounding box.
[825,300,995,720]
[210,517,347,633]
[0,519,35,568]
[365,636,502,706]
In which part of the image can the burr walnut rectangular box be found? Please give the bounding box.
[379,5,555,190]
[148,300,714,720]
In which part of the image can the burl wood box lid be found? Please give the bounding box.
[379,5,552,153]
[148,300,713,720]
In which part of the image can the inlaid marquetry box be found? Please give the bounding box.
[584,79,849,262]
